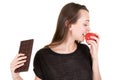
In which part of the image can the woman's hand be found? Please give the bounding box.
[86,34,101,80]
[10,53,27,80]
[86,34,100,60]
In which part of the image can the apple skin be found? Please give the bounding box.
[85,33,98,41]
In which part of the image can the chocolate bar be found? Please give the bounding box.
[15,39,34,72]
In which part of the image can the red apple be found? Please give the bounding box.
[85,32,98,41]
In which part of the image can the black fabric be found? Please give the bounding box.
[33,43,92,80]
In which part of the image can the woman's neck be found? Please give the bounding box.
[50,40,77,54]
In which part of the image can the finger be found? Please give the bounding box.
[16,60,26,65]
[17,56,27,61]
[90,36,99,42]
[11,60,26,72]
[11,54,27,68]
[13,63,25,72]
[14,53,25,60]
[15,63,24,69]
[12,56,27,66]
[87,40,98,47]
[88,37,99,46]
[95,33,100,39]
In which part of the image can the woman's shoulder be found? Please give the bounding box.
[78,43,91,58]
[35,47,50,56]
[77,43,90,56]
[77,43,89,50]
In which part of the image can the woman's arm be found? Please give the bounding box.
[92,57,101,80]
[86,35,101,80]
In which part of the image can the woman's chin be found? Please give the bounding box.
[80,38,84,42]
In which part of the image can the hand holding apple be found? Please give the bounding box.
[85,32,99,59]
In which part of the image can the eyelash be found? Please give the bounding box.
[84,24,88,26]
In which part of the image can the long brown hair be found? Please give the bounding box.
[46,2,88,48]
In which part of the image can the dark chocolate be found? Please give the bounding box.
[15,39,34,72]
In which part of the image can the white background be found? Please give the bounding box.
[0,0,120,80]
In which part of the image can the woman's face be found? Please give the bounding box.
[70,10,90,42]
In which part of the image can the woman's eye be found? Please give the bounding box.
[84,24,88,26]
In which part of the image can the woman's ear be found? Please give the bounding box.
[65,20,69,27]
[65,20,72,31]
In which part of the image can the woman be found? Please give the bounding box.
[10,2,101,80]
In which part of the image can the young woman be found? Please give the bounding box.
[10,2,101,80]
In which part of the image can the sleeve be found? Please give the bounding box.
[33,50,43,79]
